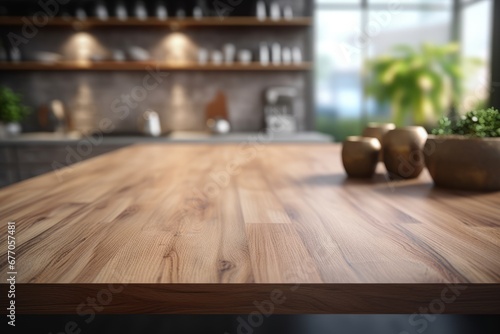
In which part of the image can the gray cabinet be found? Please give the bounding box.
[0,167,17,188]
[0,143,127,188]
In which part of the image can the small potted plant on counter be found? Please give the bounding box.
[425,107,500,191]
[0,86,30,138]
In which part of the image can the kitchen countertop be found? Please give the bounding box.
[0,144,499,314]
[0,131,333,145]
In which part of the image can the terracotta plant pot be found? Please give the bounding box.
[382,126,428,179]
[342,136,381,178]
[424,135,500,191]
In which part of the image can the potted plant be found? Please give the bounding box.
[0,86,30,137]
[425,107,500,191]
[365,43,479,127]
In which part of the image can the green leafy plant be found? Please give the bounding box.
[365,43,480,126]
[0,87,30,123]
[432,107,500,138]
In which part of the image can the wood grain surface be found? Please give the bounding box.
[0,144,499,313]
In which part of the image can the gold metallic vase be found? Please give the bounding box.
[342,136,381,178]
[425,136,500,191]
[382,126,428,179]
[362,122,396,161]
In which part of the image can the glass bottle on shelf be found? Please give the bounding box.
[156,2,168,21]
[256,1,266,21]
[95,1,109,21]
[116,1,128,21]
[134,1,148,21]
[270,2,280,21]
[259,43,270,66]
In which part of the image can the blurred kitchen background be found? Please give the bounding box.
[0,0,315,135]
[0,0,495,138]
[0,0,497,187]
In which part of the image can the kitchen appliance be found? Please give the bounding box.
[139,110,162,137]
[264,87,298,133]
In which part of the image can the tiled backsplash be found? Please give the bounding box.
[1,71,306,132]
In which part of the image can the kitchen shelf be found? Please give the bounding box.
[0,61,312,71]
[0,16,312,27]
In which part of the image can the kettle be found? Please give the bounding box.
[140,110,162,137]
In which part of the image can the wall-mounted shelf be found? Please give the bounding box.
[0,17,312,27]
[0,61,312,71]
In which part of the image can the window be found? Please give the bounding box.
[315,0,492,141]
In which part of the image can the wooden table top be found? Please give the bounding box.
[1,144,499,313]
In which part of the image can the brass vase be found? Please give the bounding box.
[425,136,500,191]
[362,122,396,161]
[382,126,428,179]
[342,136,381,178]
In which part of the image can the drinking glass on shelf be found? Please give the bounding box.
[211,50,223,65]
[156,3,168,21]
[270,2,280,21]
[135,1,148,20]
[283,6,293,20]
[115,1,128,21]
[282,47,292,65]
[193,6,203,20]
[292,47,302,64]
[238,50,252,65]
[223,44,236,65]
[112,50,126,62]
[95,1,109,21]
[256,1,266,21]
[259,43,269,66]
[271,43,281,65]
[198,48,208,65]
[176,9,186,19]
[76,7,87,21]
